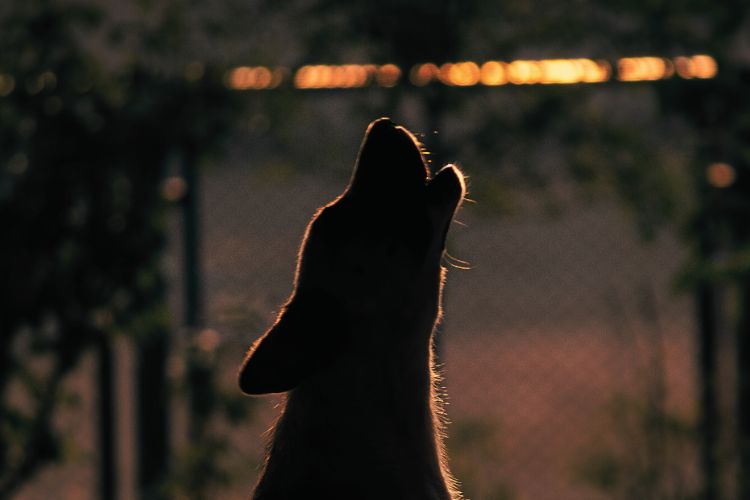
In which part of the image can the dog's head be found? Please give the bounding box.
[239,118,465,395]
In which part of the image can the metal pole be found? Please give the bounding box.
[136,157,172,500]
[696,281,719,500]
[181,148,214,446]
[136,324,169,500]
[694,174,720,500]
[182,148,202,331]
[97,335,116,500]
[738,277,750,500]
[733,172,750,499]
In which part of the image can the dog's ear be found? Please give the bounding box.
[345,117,428,202]
[427,164,465,243]
[238,293,345,395]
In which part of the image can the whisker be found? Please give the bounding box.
[445,252,471,266]
[443,251,473,270]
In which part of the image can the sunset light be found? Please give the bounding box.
[221,54,717,91]
[9,1,749,499]
[674,54,718,79]
[617,57,674,81]
[227,66,287,90]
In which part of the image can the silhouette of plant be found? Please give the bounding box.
[575,284,700,500]
[0,0,244,497]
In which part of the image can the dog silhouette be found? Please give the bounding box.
[239,118,465,499]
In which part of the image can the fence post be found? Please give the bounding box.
[135,156,172,500]
[182,148,202,340]
[694,170,720,500]
[738,278,750,500]
[97,335,116,500]
[180,146,215,444]
[136,323,170,500]
[695,281,719,500]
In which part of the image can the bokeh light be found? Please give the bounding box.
[674,55,718,79]
[228,54,715,91]
[161,175,188,202]
[291,64,401,89]
[197,328,221,353]
[226,66,287,90]
[376,64,402,87]
[410,63,440,86]
[617,57,673,81]
[480,61,508,86]
[706,162,736,188]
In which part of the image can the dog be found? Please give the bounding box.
[239,118,465,499]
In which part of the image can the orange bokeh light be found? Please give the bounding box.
[410,63,439,86]
[617,57,673,82]
[675,55,718,79]
[706,162,736,188]
[228,53,715,91]
[376,64,401,87]
[480,61,507,86]
[294,64,398,89]
[228,66,286,90]
[508,60,543,85]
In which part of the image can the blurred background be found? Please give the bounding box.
[2,0,750,499]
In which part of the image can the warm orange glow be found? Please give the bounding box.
[674,54,718,79]
[230,53,715,91]
[579,59,611,83]
[707,162,736,188]
[690,55,718,78]
[541,59,609,84]
[480,61,507,86]
[439,62,477,86]
[298,65,322,88]
[617,57,674,81]
[337,65,369,87]
[294,65,320,88]
[539,59,580,84]
[508,60,543,84]
[376,64,401,87]
[673,57,692,79]
[293,64,399,89]
[410,63,439,86]
[228,66,286,90]
[437,63,454,86]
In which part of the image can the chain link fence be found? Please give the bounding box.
[13,111,731,500]
[194,122,706,500]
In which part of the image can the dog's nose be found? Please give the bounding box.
[368,117,396,133]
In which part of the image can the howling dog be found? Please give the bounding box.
[239,118,465,499]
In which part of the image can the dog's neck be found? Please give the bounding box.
[240,119,466,500]
[253,316,454,500]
